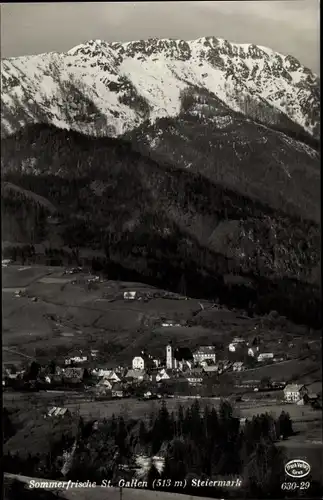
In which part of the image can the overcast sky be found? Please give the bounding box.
[1,1,320,73]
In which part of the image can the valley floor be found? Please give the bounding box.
[3,264,322,489]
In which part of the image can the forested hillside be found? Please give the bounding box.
[1,124,320,327]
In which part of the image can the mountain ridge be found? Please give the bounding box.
[1,36,321,328]
[1,36,320,140]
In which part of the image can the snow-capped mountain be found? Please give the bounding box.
[1,37,320,139]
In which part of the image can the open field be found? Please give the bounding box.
[4,390,321,438]
[38,277,74,285]
[3,264,320,368]
[2,265,57,288]
[2,265,226,362]
[234,358,322,384]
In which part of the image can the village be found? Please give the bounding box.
[2,262,322,438]
[3,330,322,414]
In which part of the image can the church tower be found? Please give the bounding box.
[166,343,173,369]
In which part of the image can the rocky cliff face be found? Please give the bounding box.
[1,37,320,139]
[125,88,320,223]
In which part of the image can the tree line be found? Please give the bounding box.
[3,399,310,499]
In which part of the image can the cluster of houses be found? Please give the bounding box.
[283,382,321,406]
[228,336,284,363]
[1,333,287,394]
[2,259,13,268]
[122,290,187,302]
[3,343,321,408]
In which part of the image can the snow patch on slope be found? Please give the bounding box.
[1,36,319,139]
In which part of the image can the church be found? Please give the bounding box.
[166,342,177,369]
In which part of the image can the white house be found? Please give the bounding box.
[2,259,12,267]
[65,355,87,365]
[156,369,171,382]
[132,351,155,370]
[233,362,244,372]
[65,349,88,365]
[257,353,274,362]
[161,320,181,327]
[47,407,69,418]
[284,384,308,403]
[193,346,216,365]
[132,356,146,370]
[124,291,137,300]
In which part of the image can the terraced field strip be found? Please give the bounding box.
[38,277,74,284]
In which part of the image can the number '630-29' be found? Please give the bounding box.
[281,482,310,490]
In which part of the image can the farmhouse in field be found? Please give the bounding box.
[161,320,181,327]
[284,384,308,402]
[46,407,70,418]
[193,346,216,365]
[2,259,13,267]
[257,352,274,362]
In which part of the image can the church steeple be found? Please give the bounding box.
[166,342,173,369]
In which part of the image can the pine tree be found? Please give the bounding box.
[139,420,147,446]
[177,405,184,437]
[147,460,160,488]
